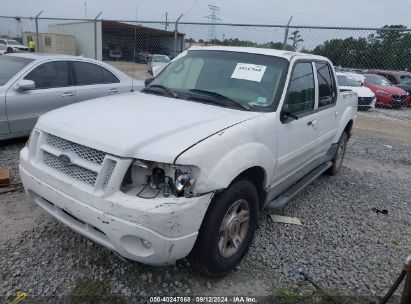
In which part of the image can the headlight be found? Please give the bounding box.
[376,90,390,96]
[121,159,196,198]
[26,129,35,148]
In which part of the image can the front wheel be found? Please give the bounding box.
[326,131,348,176]
[6,47,13,53]
[189,179,259,277]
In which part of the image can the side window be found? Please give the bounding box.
[284,62,315,115]
[101,67,119,84]
[316,63,336,107]
[24,61,70,89]
[0,40,5,45]
[73,62,103,85]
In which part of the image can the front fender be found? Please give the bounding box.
[176,113,277,194]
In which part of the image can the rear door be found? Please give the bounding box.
[274,61,319,184]
[72,61,130,102]
[6,60,75,134]
[314,62,339,155]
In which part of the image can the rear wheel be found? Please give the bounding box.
[189,179,259,277]
[326,131,348,176]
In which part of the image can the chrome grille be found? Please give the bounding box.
[102,160,116,189]
[392,95,406,100]
[43,151,98,185]
[46,134,106,165]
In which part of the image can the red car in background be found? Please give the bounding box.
[363,74,410,108]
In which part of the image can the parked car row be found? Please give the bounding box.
[0,53,143,141]
[103,46,173,64]
[335,66,411,109]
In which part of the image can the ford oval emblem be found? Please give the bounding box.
[58,154,72,165]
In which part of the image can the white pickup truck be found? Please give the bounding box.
[19,46,357,277]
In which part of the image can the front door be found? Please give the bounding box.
[6,60,75,134]
[273,62,319,187]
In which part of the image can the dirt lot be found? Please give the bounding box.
[0,107,410,303]
[106,61,151,80]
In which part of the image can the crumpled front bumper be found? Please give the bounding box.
[19,147,213,265]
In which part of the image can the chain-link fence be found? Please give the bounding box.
[1,16,410,143]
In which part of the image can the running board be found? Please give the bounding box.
[266,161,332,210]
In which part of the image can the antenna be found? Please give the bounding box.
[84,1,87,19]
[204,4,221,41]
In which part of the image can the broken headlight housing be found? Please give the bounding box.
[121,159,197,198]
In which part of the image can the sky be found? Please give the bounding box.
[1,0,410,28]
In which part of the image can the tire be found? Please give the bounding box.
[6,47,13,53]
[189,179,259,277]
[326,131,348,176]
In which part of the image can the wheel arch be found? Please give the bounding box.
[230,166,267,211]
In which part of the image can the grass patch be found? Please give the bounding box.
[69,279,106,304]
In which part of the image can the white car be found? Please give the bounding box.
[0,39,29,53]
[147,54,171,76]
[342,72,366,84]
[337,72,375,110]
[19,46,357,277]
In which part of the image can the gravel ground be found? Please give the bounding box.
[0,109,410,303]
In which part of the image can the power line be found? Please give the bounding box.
[204,4,221,41]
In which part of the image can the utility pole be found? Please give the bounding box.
[204,4,221,41]
[165,12,168,31]
[35,10,43,52]
[84,1,87,19]
[282,16,293,50]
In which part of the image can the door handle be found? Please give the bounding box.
[61,91,75,97]
[307,119,317,127]
[108,88,118,93]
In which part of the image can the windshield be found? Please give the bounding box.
[6,40,19,45]
[365,74,392,86]
[0,56,33,86]
[400,75,411,84]
[152,55,170,63]
[337,75,361,87]
[147,50,288,111]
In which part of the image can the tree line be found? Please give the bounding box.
[186,25,411,71]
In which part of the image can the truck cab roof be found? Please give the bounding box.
[188,45,329,62]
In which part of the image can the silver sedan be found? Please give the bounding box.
[0,53,143,140]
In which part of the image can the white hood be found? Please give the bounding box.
[339,85,375,98]
[36,92,261,163]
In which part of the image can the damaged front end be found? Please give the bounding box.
[121,159,199,199]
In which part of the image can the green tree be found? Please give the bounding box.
[288,30,304,51]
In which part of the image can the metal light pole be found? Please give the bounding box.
[283,16,293,50]
[35,10,43,52]
[174,14,183,57]
[94,11,102,60]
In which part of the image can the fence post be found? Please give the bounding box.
[94,12,102,60]
[174,14,183,58]
[34,11,43,52]
[282,16,293,50]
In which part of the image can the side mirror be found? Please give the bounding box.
[280,104,299,123]
[144,77,155,87]
[16,79,35,91]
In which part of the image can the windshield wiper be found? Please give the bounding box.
[142,84,178,98]
[188,89,250,111]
